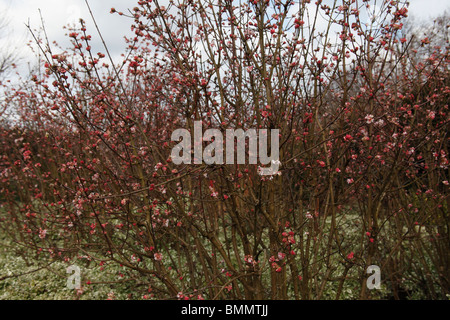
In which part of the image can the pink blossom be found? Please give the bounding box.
[154,252,163,261]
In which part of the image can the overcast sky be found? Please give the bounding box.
[1,0,136,79]
[0,0,449,80]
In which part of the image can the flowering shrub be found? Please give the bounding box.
[0,1,448,299]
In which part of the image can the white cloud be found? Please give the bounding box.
[408,0,449,20]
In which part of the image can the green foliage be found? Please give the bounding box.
[0,235,143,300]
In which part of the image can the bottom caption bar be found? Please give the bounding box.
[181,303,269,317]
